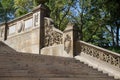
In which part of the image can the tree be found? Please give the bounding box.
[33,0,48,6]
[0,0,15,23]
[69,0,94,40]
[0,0,16,40]
[13,0,75,30]
[104,0,120,47]
[46,0,75,30]
[14,0,49,17]
[69,0,117,48]
[14,0,33,17]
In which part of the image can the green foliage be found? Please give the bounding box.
[46,0,75,30]
[0,0,120,53]
[69,0,120,53]
[33,0,48,6]
[14,0,33,17]
[0,0,15,22]
[107,47,120,54]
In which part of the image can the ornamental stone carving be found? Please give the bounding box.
[17,21,24,33]
[44,18,63,47]
[33,12,40,27]
[64,34,71,54]
[81,44,120,68]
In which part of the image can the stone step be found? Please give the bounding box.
[0,64,104,76]
[0,42,118,80]
[0,77,118,80]
[0,66,112,78]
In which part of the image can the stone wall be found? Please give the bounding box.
[0,5,47,54]
[0,4,77,57]
[0,4,120,79]
[4,13,40,54]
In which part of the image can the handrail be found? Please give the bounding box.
[78,40,120,68]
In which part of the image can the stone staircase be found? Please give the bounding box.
[0,42,119,80]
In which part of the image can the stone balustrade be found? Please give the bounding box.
[80,41,120,68]
[75,41,120,79]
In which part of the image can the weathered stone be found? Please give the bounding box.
[0,3,120,80]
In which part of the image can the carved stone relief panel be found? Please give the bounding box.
[44,18,63,47]
[64,34,71,54]
[17,20,24,33]
[44,27,63,46]
[44,26,53,46]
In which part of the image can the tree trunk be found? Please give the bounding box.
[80,0,84,40]
[116,25,119,47]
[4,22,8,40]
[111,26,115,47]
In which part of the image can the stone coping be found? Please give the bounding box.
[0,12,33,26]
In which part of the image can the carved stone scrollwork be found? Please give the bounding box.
[44,27,53,46]
[53,31,63,44]
[110,56,119,66]
[64,34,71,54]
[44,18,63,47]
[34,13,39,26]
[81,44,120,68]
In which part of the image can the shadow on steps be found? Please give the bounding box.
[0,41,16,53]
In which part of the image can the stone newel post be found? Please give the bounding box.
[63,23,79,57]
[32,4,50,54]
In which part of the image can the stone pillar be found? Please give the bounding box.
[63,23,79,57]
[32,4,50,54]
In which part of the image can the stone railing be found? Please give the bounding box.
[41,18,67,57]
[75,41,120,79]
[80,41,120,68]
